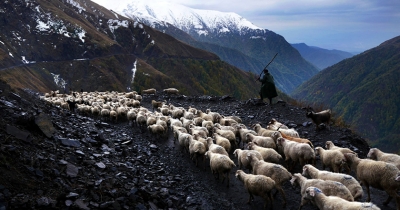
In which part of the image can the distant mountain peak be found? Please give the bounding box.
[120,0,263,36]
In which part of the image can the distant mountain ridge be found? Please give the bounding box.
[291,35,400,153]
[291,43,354,70]
[120,0,319,94]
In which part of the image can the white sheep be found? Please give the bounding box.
[306,107,332,131]
[235,125,257,149]
[247,142,282,163]
[172,125,187,143]
[233,149,263,172]
[141,88,156,95]
[252,123,281,141]
[279,131,314,149]
[147,124,166,140]
[176,129,192,154]
[206,137,229,157]
[192,133,209,151]
[302,164,363,201]
[213,133,231,153]
[274,126,300,138]
[235,170,276,209]
[201,120,214,135]
[188,138,207,169]
[268,118,289,130]
[190,127,208,139]
[315,146,346,173]
[325,141,356,155]
[367,148,400,170]
[213,127,237,149]
[205,151,236,187]
[151,100,164,111]
[276,137,315,171]
[195,110,213,122]
[290,173,354,210]
[206,109,222,123]
[193,117,204,126]
[246,153,292,207]
[163,88,179,95]
[245,133,276,150]
[304,187,380,210]
[344,152,400,208]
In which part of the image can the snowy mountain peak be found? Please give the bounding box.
[120,0,263,36]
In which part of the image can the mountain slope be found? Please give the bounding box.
[120,0,319,94]
[0,0,259,100]
[291,35,400,152]
[291,43,355,70]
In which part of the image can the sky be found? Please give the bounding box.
[91,0,400,53]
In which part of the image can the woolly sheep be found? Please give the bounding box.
[213,127,237,149]
[195,110,213,122]
[223,115,242,123]
[172,125,187,143]
[192,133,209,151]
[176,129,192,154]
[290,173,354,209]
[306,107,332,131]
[274,126,300,138]
[163,88,179,95]
[146,114,157,126]
[169,118,183,129]
[279,131,313,149]
[169,107,184,119]
[245,133,276,150]
[182,109,194,120]
[247,142,282,163]
[247,153,292,207]
[127,109,137,126]
[268,118,289,130]
[325,141,356,155]
[147,124,166,140]
[151,100,164,111]
[116,106,127,120]
[188,138,207,169]
[276,137,315,171]
[206,109,222,123]
[205,151,236,187]
[141,88,156,95]
[136,111,147,129]
[302,164,363,200]
[219,117,238,126]
[233,149,263,172]
[315,146,346,173]
[344,152,400,208]
[110,109,118,122]
[180,117,194,131]
[235,125,257,149]
[206,137,229,157]
[252,124,281,141]
[235,170,276,208]
[304,187,380,210]
[213,133,231,153]
[213,123,236,133]
[189,124,209,136]
[190,128,208,139]
[201,120,214,135]
[193,116,204,126]
[367,148,400,170]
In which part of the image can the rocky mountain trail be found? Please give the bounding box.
[0,84,396,209]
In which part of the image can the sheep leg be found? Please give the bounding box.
[383,189,398,205]
[276,185,287,207]
[247,192,254,204]
[364,182,372,202]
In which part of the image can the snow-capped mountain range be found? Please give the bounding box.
[120,1,263,37]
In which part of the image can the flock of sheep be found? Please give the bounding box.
[41,88,400,210]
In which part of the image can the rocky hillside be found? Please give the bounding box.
[291,43,355,70]
[292,35,400,153]
[0,0,259,100]
[1,80,397,210]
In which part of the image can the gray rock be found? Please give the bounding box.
[6,125,31,142]
[66,163,79,177]
[35,113,56,138]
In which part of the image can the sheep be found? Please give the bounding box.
[315,146,347,173]
[176,129,192,154]
[219,117,238,126]
[126,109,137,126]
[205,151,236,187]
[304,187,380,210]
[136,111,147,130]
[195,110,213,122]
[100,108,110,121]
[279,131,313,149]
[141,88,156,95]
[290,173,354,210]
[151,100,164,111]
[247,153,292,207]
[169,118,183,129]
[146,114,157,126]
[247,142,282,163]
[180,117,194,131]
[223,115,242,123]
[189,124,209,136]
[233,149,263,172]
[163,88,179,95]
[110,109,118,122]
[302,164,363,201]
[213,127,237,149]
[305,107,332,130]
[182,109,194,120]
[252,123,281,141]
[213,133,231,153]
[206,109,222,123]
[274,126,300,138]
[235,125,257,149]
[156,118,168,135]
[367,148,400,170]
[201,120,214,135]
[147,124,166,140]
[116,106,128,121]
[190,127,208,139]
[245,133,276,149]
[235,170,276,209]
[193,117,204,126]
[213,123,236,133]
[344,152,400,208]
[276,137,315,171]
[192,133,209,151]
[172,125,187,143]
[325,140,356,155]
[206,137,229,157]
[188,138,207,169]
[268,118,289,130]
